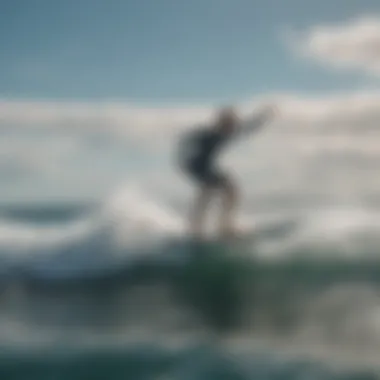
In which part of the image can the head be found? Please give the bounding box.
[215,107,239,134]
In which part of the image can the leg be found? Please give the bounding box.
[189,185,214,239]
[218,176,239,237]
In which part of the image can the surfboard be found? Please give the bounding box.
[189,217,298,244]
[189,228,256,244]
[166,227,255,252]
[165,217,299,261]
[164,229,256,265]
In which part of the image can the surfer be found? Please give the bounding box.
[178,104,277,239]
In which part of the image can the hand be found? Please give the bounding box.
[259,104,279,122]
[240,104,278,135]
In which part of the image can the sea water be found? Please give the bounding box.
[0,190,379,380]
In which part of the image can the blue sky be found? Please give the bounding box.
[1,0,380,204]
[1,0,380,102]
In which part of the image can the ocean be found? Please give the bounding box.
[0,189,380,380]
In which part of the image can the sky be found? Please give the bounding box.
[1,0,380,101]
[1,0,380,205]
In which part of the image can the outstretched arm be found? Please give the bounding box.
[237,105,277,139]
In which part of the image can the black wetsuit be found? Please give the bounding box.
[179,127,232,188]
[178,110,270,188]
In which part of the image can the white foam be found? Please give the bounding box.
[1,185,380,278]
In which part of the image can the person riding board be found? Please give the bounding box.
[178,104,277,239]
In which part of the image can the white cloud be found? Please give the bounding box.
[1,90,380,202]
[0,99,213,145]
[287,16,380,76]
[273,91,380,133]
[1,92,380,139]
[1,93,380,172]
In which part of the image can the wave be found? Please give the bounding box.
[0,187,380,355]
[0,185,379,281]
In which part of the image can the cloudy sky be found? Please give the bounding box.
[1,0,380,205]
